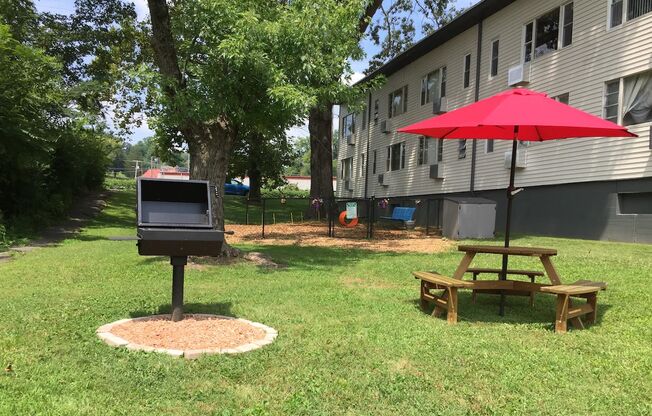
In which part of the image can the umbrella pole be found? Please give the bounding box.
[500,133,519,316]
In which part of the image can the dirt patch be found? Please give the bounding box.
[225,223,452,254]
[109,315,266,350]
[243,252,285,268]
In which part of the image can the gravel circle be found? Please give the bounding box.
[97,314,277,359]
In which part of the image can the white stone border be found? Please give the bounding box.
[96,314,278,359]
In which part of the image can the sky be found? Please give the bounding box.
[35,0,480,143]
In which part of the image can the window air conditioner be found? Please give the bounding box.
[504,150,527,169]
[377,173,388,186]
[507,63,530,87]
[380,120,392,134]
[429,164,445,179]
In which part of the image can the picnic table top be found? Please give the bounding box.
[457,245,558,257]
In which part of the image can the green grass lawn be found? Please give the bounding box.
[1,191,651,415]
[224,195,313,225]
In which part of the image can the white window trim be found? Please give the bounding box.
[420,66,446,106]
[489,39,499,79]
[485,140,494,154]
[522,3,573,63]
[603,78,624,124]
[463,53,472,89]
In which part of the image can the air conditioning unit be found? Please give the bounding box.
[377,173,388,186]
[433,96,448,114]
[504,150,527,169]
[429,163,445,179]
[507,63,530,87]
[380,120,392,134]
[344,180,353,191]
[347,133,355,146]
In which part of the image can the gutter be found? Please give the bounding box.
[470,18,484,193]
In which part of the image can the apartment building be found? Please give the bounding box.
[337,0,652,243]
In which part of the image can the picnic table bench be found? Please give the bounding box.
[413,245,607,332]
[541,280,607,333]
[379,207,416,227]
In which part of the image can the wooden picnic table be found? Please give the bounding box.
[453,245,562,286]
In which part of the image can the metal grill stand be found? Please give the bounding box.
[171,256,187,322]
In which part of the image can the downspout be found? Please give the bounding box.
[363,91,372,198]
[470,18,484,194]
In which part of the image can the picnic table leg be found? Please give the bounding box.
[555,294,569,333]
[540,255,563,285]
[447,288,458,324]
[452,252,476,280]
[586,293,597,324]
[420,281,429,310]
[471,272,479,303]
[432,290,449,318]
[529,274,535,307]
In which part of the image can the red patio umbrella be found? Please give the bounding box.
[398,88,636,314]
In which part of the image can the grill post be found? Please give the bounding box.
[170,256,188,321]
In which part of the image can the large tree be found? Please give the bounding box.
[306,0,383,208]
[145,0,365,253]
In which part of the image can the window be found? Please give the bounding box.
[388,86,408,118]
[603,71,652,125]
[387,142,406,171]
[554,93,570,104]
[458,140,467,159]
[524,22,534,62]
[619,192,652,214]
[361,106,367,131]
[440,67,447,98]
[611,0,652,27]
[486,140,494,153]
[490,40,499,77]
[535,8,560,58]
[463,54,471,88]
[359,153,366,177]
[610,0,624,26]
[437,139,444,162]
[421,68,445,105]
[372,150,377,174]
[523,3,573,62]
[418,137,429,165]
[562,3,573,47]
[341,157,353,180]
[342,113,355,142]
[373,99,379,125]
[623,70,652,125]
[604,80,620,123]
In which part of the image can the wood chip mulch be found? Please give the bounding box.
[109,315,266,350]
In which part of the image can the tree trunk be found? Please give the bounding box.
[247,158,262,202]
[188,127,239,257]
[307,104,334,218]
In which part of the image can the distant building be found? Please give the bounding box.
[141,167,190,180]
[240,175,337,191]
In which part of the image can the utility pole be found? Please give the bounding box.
[130,160,143,179]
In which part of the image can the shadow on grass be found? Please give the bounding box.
[129,302,235,318]
[409,292,612,331]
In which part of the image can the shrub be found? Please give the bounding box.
[261,184,309,198]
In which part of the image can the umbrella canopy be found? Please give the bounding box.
[397,88,636,316]
[398,88,637,140]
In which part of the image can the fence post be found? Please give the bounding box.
[426,199,431,236]
[245,198,249,225]
[262,198,266,239]
[369,196,375,239]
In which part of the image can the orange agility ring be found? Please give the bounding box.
[338,211,358,228]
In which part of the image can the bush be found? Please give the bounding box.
[261,184,309,198]
[104,175,137,191]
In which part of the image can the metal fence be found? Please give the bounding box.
[224,194,445,240]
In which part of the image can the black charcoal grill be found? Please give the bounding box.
[136,178,224,321]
